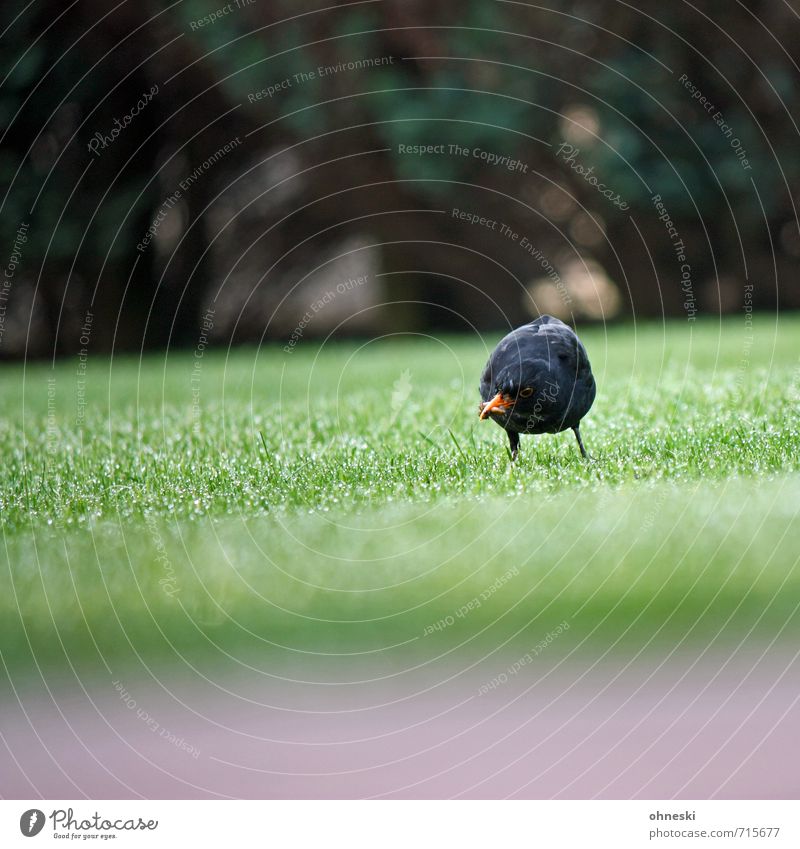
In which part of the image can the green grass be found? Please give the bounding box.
[2,317,800,670]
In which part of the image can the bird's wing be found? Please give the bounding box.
[480,317,592,399]
[529,322,588,370]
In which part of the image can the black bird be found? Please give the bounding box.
[478,315,596,460]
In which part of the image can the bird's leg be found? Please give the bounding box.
[572,425,588,459]
[507,430,520,461]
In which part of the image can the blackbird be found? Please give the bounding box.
[478,315,596,460]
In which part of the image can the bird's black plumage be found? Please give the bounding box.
[479,315,596,459]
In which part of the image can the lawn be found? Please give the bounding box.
[2,316,800,672]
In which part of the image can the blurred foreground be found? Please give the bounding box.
[2,317,799,798]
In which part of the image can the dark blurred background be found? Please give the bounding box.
[1,0,799,359]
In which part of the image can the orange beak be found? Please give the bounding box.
[479,392,513,420]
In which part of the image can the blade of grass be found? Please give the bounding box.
[418,431,438,450]
[448,428,467,461]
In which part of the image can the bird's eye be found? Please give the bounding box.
[519,387,534,398]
